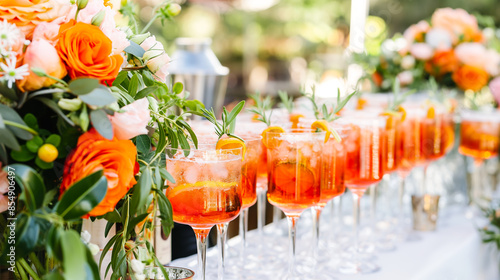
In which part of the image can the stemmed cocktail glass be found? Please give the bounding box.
[166,146,243,280]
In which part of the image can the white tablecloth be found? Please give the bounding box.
[169,208,499,280]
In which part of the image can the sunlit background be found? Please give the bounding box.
[136,0,500,104]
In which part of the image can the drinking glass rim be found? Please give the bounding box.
[165,145,243,161]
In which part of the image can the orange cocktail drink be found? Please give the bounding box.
[459,110,500,161]
[166,146,243,280]
[265,128,325,278]
[380,111,403,174]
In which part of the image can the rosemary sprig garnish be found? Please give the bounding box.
[247,92,274,126]
[387,79,415,112]
[301,85,356,122]
[200,100,245,142]
[278,90,294,114]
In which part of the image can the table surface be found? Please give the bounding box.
[169,206,499,280]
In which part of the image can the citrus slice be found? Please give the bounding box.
[426,105,435,119]
[261,126,285,149]
[289,113,305,129]
[251,113,260,122]
[397,106,407,122]
[216,137,246,160]
[273,161,315,195]
[379,111,399,130]
[356,98,367,110]
[167,181,235,199]
[311,120,331,143]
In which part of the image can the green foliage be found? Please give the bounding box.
[198,100,245,141]
[247,92,274,127]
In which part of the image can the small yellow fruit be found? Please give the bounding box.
[38,144,58,163]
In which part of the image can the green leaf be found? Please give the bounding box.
[226,100,245,128]
[128,73,140,97]
[0,114,20,151]
[112,71,128,87]
[124,41,145,58]
[43,271,65,280]
[15,214,41,259]
[99,234,120,271]
[79,86,116,106]
[36,97,75,126]
[0,80,19,101]
[61,230,86,280]
[8,164,45,211]
[184,100,205,112]
[177,120,198,148]
[43,188,58,207]
[35,156,54,169]
[177,130,190,155]
[90,109,113,140]
[127,213,149,235]
[69,78,100,95]
[26,135,43,153]
[159,168,175,184]
[130,168,152,213]
[10,145,35,162]
[46,226,64,262]
[54,170,108,220]
[173,82,183,94]
[84,244,100,280]
[45,134,61,147]
[0,144,7,164]
[103,209,121,223]
[155,189,173,238]
[141,71,156,87]
[135,134,151,154]
[23,113,38,131]
[136,86,158,99]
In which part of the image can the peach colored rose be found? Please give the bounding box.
[397,71,413,87]
[32,19,65,45]
[0,165,8,213]
[66,0,129,55]
[489,77,500,105]
[56,20,122,85]
[452,65,489,92]
[61,129,137,217]
[140,36,170,82]
[484,49,500,76]
[109,98,151,140]
[454,43,487,69]
[424,50,459,77]
[17,38,67,92]
[403,20,430,44]
[410,43,434,60]
[0,0,70,40]
[431,8,479,44]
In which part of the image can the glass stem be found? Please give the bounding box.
[273,206,282,228]
[239,208,249,262]
[352,192,362,261]
[370,184,377,223]
[216,223,228,280]
[422,165,428,194]
[398,175,406,223]
[194,228,211,280]
[312,206,323,261]
[257,189,266,235]
[286,215,299,277]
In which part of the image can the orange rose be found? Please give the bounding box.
[61,129,137,217]
[424,50,459,77]
[0,0,69,40]
[452,65,489,92]
[56,20,123,84]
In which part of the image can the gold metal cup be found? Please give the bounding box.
[411,194,440,231]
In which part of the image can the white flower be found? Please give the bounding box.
[88,243,100,256]
[401,56,415,70]
[425,28,452,50]
[135,274,146,280]
[0,20,23,51]
[130,259,145,274]
[80,230,91,244]
[0,57,29,88]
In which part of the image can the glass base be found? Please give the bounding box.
[338,259,380,274]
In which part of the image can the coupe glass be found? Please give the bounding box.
[165,146,243,280]
[459,110,500,207]
[339,114,385,274]
[265,128,325,279]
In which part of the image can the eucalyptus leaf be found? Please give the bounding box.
[135,135,151,154]
[79,87,116,106]
[124,41,145,58]
[54,170,108,220]
[69,78,100,95]
[90,109,113,140]
[61,230,86,280]
[8,164,45,211]
[0,104,33,141]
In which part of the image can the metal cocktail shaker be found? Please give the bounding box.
[168,38,229,117]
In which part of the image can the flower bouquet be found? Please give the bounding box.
[0,0,205,279]
[357,7,500,108]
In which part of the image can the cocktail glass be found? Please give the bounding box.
[166,146,243,280]
[265,128,325,279]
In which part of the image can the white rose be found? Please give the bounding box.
[425,28,452,50]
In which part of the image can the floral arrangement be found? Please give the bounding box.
[0,0,205,279]
[357,7,500,104]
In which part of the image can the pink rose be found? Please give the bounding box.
[397,71,414,87]
[66,0,129,54]
[403,20,430,44]
[484,49,500,76]
[410,43,434,60]
[109,98,151,140]
[32,19,65,45]
[141,36,170,83]
[455,43,487,69]
[17,38,67,92]
[431,8,479,44]
[490,77,500,105]
[0,164,9,213]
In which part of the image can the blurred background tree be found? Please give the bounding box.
[136,0,500,103]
